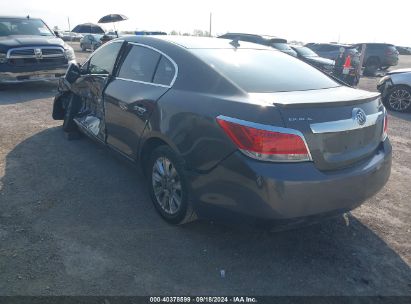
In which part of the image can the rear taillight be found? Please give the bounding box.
[382,108,388,141]
[216,116,311,162]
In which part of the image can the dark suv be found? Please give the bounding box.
[0,16,76,84]
[306,43,360,66]
[218,33,297,57]
[353,43,399,75]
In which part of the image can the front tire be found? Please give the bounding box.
[62,94,81,133]
[385,85,411,112]
[147,146,196,225]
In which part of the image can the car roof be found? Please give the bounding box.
[219,33,287,42]
[354,43,395,47]
[121,35,273,50]
[315,43,353,47]
[0,16,42,20]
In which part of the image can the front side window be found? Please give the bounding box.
[88,42,122,75]
[0,18,53,37]
[193,48,340,93]
[118,45,161,82]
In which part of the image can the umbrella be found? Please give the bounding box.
[98,14,128,23]
[98,14,128,37]
[72,23,105,34]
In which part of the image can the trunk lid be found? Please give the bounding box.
[249,87,385,171]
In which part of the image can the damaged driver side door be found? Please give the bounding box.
[69,41,124,142]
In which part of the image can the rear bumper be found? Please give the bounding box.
[0,61,74,83]
[190,139,392,221]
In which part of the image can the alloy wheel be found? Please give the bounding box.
[151,157,183,215]
[389,88,411,111]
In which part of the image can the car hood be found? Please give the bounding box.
[305,56,334,66]
[387,68,411,75]
[0,35,65,52]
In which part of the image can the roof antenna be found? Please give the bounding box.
[229,38,240,48]
[26,15,30,19]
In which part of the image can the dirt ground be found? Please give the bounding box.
[0,45,410,296]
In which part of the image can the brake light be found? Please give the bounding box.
[382,109,388,141]
[216,116,311,162]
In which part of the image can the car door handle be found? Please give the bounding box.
[133,105,147,116]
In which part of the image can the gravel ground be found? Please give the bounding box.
[0,45,410,296]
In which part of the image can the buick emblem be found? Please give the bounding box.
[352,108,367,126]
[34,48,42,59]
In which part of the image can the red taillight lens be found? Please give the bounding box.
[216,116,311,162]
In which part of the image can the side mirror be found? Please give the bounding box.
[54,30,61,38]
[65,62,81,84]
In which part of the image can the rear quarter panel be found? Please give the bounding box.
[141,89,285,172]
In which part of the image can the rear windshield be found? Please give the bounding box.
[0,18,53,36]
[271,43,292,51]
[294,47,318,57]
[192,48,340,93]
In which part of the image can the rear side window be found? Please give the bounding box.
[118,45,161,82]
[387,45,398,53]
[88,42,122,75]
[193,48,340,93]
[153,56,176,86]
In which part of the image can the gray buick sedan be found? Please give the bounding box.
[53,36,391,225]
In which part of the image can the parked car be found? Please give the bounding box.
[80,34,103,51]
[377,68,411,112]
[53,36,391,226]
[396,46,411,55]
[307,43,360,67]
[218,33,297,57]
[353,43,399,75]
[290,45,334,73]
[135,31,167,36]
[60,31,83,42]
[0,16,76,84]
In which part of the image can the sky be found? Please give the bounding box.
[1,0,410,46]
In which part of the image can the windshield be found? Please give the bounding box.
[0,18,53,37]
[193,48,340,93]
[295,47,318,57]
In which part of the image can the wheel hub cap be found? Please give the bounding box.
[389,89,411,111]
[152,157,182,215]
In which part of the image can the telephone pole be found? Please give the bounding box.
[209,12,212,37]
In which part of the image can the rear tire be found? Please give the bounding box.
[384,85,411,113]
[80,43,86,52]
[364,58,380,76]
[147,145,197,225]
